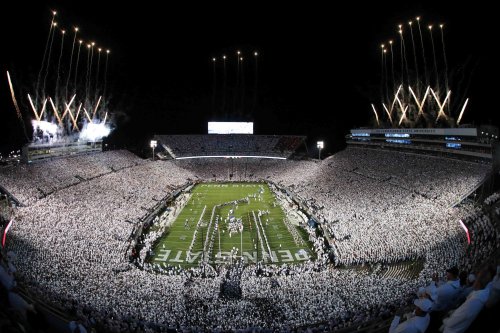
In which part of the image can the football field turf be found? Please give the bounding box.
[148,182,313,267]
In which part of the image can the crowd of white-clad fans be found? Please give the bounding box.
[0,147,499,332]
[484,191,500,206]
[0,151,145,206]
[155,135,304,159]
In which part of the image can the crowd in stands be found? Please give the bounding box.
[0,150,144,205]
[155,135,305,159]
[484,191,500,206]
[0,147,499,332]
[388,263,500,333]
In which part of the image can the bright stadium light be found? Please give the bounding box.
[317,141,324,160]
[150,140,158,161]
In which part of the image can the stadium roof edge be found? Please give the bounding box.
[351,128,478,136]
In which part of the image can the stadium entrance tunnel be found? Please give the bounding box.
[131,181,321,273]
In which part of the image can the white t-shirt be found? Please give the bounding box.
[389,314,430,333]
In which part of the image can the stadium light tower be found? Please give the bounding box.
[317,141,324,160]
[150,140,157,161]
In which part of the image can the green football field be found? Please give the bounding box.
[148,182,313,267]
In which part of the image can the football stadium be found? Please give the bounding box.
[1,3,500,333]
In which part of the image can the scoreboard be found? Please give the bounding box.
[208,122,253,134]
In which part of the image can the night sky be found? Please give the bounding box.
[1,1,497,156]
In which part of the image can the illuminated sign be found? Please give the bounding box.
[446,143,462,149]
[385,133,410,138]
[208,122,254,134]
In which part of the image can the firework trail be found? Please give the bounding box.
[371,104,380,126]
[234,51,241,113]
[85,44,91,102]
[428,25,439,90]
[240,55,245,115]
[416,17,429,86]
[88,43,95,100]
[409,21,419,89]
[55,29,66,102]
[222,55,227,116]
[400,27,410,89]
[212,57,216,114]
[104,50,110,99]
[95,48,102,95]
[42,22,57,98]
[456,98,469,125]
[65,27,79,98]
[74,40,83,92]
[389,41,395,92]
[36,11,57,105]
[8,71,30,140]
[440,24,449,92]
[380,45,385,103]
[384,49,389,104]
[253,51,258,112]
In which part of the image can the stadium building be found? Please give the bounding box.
[1,6,500,333]
[346,126,499,162]
[1,128,500,332]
